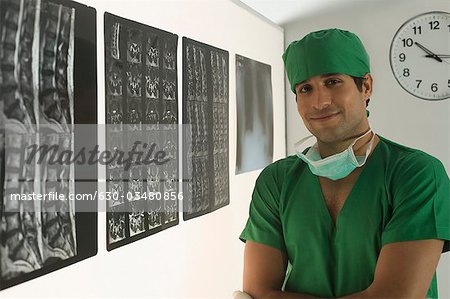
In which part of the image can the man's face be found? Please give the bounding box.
[295,73,372,144]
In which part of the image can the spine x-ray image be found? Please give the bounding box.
[105,13,179,251]
[0,0,76,283]
[182,37,229,220]
[0,0,97,290]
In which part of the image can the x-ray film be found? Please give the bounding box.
[182,37,229,220]
[104,13,179,251]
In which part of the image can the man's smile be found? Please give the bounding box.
[309,112,340,122]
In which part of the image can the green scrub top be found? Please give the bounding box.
[240,136,450,298]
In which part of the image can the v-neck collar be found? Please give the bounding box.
[310,135,383,232]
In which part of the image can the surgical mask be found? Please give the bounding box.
[294,130,375,180]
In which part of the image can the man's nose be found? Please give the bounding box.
[312,86,332,110]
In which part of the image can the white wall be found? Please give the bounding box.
[283,0,450,297]
[2,0,285,298]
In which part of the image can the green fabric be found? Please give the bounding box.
[240,135,450,298]
[283,28,371,93]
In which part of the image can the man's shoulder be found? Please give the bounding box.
[262,155,299,173]
[257,155,300,183]
[379,135,440,161]
[379,135,420,154]
[378,135,447,176]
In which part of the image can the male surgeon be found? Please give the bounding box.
[239,28,450,298]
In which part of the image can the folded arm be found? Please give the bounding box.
[243,239,444,299]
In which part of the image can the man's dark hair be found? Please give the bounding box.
[352,76,370,107]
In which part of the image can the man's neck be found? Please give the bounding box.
[317,130,374,158]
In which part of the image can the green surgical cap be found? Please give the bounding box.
[283,28,370,93]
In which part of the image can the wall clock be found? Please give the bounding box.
[389,11,450,101]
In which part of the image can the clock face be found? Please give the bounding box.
[390,11,450,101]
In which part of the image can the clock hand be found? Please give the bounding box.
[425,54,450,58]
[414,42,438,55]
[414,42,443,62]
[425,54,450,65]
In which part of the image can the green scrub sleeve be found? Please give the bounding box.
[381,152,450,251]
[240,161,287,252]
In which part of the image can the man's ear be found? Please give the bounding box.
[363,73,373,100]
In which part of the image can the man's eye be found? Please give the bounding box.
[298,85,311,93]
[326,79,341,86]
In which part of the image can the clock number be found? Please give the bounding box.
[448,80,450,88]
[431,83,438,92]
[429,21,440,30]
[448,24,450,32]
[412,26,422,34]
[399,53,406,62]
[416,80,422,88]
[403,68,410,77]
[402,38,413,47]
